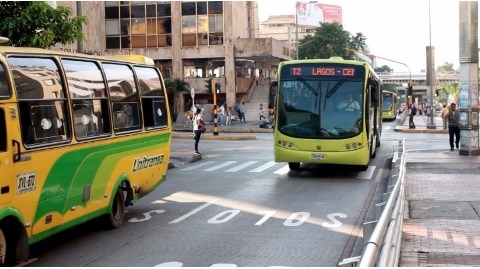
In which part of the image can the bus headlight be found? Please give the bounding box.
[345,142,361,150]
[278,140,295,149]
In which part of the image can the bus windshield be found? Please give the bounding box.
[277,77,364,139]
[383,93,392,111]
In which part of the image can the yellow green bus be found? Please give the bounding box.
[382,90,398,121]
[0,47,171,265]
[273,57,382,171]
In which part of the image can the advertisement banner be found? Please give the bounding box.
[296,2,342,26]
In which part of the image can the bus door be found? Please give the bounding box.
[0,104,14,205]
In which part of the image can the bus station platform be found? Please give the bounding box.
[170,114,480,267]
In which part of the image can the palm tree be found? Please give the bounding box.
[165,78,190,122]
[441,82,459,105]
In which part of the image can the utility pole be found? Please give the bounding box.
[458,1,479,156]
[426,2,436,129]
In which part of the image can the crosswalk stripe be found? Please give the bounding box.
[273,165,290,174]
[180,161,216,171]
[356,166,376,179]
[225,161,258,172]
[248,161,277,172]
[203,161,238,171]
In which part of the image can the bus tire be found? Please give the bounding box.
[0,219,28,266]
[288,162,300,171]
[104,187,126,229]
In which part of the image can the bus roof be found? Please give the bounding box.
[106,55,155,65]
[0,46,154,66]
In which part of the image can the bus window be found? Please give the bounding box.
[0,108,5,152]
[134,66,168,128]
[0,64,9,98]
[7,57,70,146]
[61,58,111,139]
[102,63,141,133]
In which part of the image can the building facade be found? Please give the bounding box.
[259,15,316,47]
[54,1,294,115]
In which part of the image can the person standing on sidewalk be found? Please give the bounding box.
[408,103,416,129]
[440,104,449,130]
[193,107,204,154]
[445,102,460,151]
[240,102,246,123]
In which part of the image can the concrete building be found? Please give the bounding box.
[54,1,294,118]
[259,15,316,47]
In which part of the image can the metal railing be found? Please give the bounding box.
[357,139,406,267]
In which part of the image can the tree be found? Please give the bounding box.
[436,62,457,74]
[0,1,88,48]
[298,22,367,60]
[440,82,459,105]
[165,78,190,122]
[375,65,393,73]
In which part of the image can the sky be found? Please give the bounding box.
[257,0,461,74]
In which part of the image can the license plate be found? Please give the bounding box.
[16,172,36,194]
[311,153,326,160]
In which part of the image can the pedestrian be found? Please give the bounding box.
[226,106,233,126]
[193,107,204,154]
[440,104,448,130]
[444,102,460,151]
[217,104,225,125]
[240,102,246,123]
[408,103,416,129]
[259,103,266,121]
[234,101,242,122]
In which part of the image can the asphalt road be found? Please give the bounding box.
[27,120,408,267]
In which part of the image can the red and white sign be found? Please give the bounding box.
[296,2,342,26]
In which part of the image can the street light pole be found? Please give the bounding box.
[295,2,299,60]
[345,48,413,105]
[426,1,436,129]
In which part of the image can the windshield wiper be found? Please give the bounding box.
[294,77,318,96]
[325,77,347,98]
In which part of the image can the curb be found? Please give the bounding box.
[172,133,257,140]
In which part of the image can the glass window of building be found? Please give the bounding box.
[181,1,223,47]
[105,2,172,50]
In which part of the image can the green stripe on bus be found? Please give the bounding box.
[34,133,171,222]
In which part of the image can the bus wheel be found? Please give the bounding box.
[0,225,8,266]
[0,221,22,266]
[105,187,126,229]
[289,162,300,171]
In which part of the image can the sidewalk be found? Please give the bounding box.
[395,114,480,266]
[170,115,480,266]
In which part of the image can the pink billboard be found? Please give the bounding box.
[296,2,342,26]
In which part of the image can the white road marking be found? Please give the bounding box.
[248,161,277,172]
[273,164,290,174]
[225,161,258,172]
[356,166,375,179]
[203,161,237,171]
[180,161,216,171]
[169,198,220,224]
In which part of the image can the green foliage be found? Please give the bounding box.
[382,84,398,93]
[298,22,367,60]
[440,82,459,104]
[165,78,190,117]
[0,1,88,48]
[165,78,190,94]
[436,62,457,74]
[375,65,393,73]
